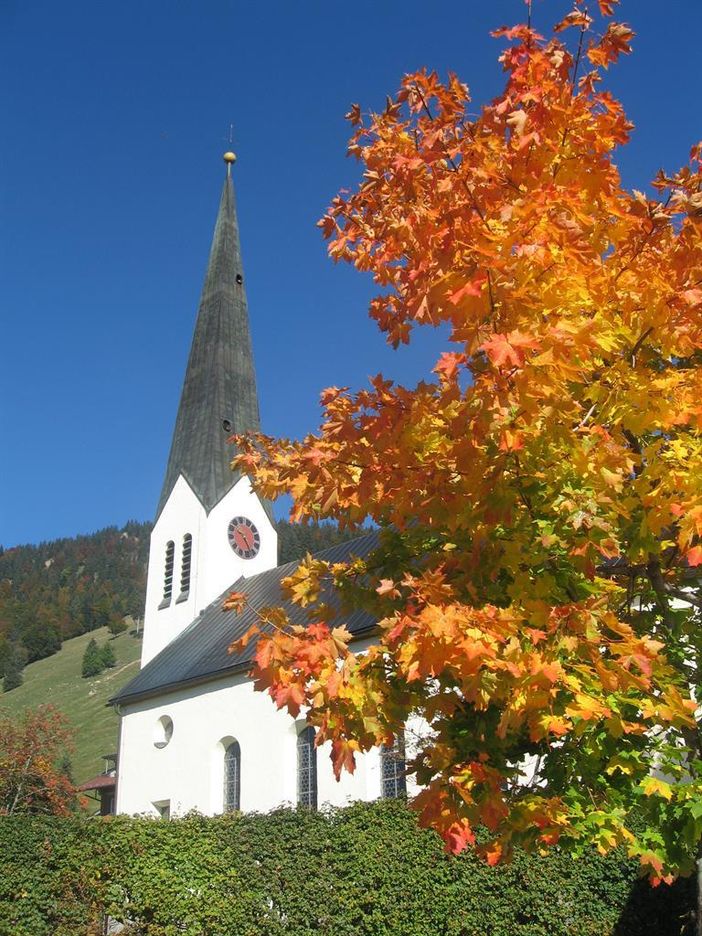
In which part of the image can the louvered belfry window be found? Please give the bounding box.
[162,541,175,605]
[380,734,407,799]
[179,533,193,599]
[223,740,241,812]
[297,726,318,810]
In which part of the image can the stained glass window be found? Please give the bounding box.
[223,740,241,812]
[380,734,407,799]
[297,726,317,810]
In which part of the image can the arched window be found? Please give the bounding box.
[380,734,407,799]
[223,740,241,812]
[153,715,174,750]
[160,541,175,608]
[297,726,317,810]
[178,533,192,602]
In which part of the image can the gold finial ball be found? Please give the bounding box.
[223,151,237,164]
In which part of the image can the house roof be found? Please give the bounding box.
[78,774,116,792]
[156,161,263,521]
[110,531,379,707]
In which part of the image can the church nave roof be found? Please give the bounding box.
[110,531,379,706]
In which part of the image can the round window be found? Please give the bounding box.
[153,715,174,749]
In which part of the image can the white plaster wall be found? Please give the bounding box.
[141,477,207,666]
[204,475,278,601]
[116,672,383,817]
[141,474,278,668]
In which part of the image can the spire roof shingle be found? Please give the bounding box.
[156,164,261,519]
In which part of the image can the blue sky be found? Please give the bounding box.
[1,0,699,548]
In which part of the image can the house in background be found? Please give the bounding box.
[79,753,117,816]
[110,154,407,817]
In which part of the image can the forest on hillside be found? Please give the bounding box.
[0,519,360,691]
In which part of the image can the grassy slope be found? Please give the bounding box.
[0,628,142,784]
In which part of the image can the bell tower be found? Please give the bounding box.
[140,153,278,667]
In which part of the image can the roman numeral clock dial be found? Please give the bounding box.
[227,516,261,559]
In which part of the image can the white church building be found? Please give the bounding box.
[111,154,406,818]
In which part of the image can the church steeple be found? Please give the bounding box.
[156,154,261,519]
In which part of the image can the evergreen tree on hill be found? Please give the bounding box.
[99,641,116,670]
[2,663,23,693]
[1,644,27,693]
[276,520,363,564]
[81,639,103,679]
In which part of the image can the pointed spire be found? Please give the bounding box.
[156,155,261,518]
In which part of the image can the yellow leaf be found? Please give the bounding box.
[641,776,673,801]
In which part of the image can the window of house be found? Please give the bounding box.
[177,533,192,602]
[297,726,317,810]
[223,740,241,812]
[153,799,171,819]
[153,715,174,749]
[380,734,407,799]
[160,541,175,608]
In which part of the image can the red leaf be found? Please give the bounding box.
[434,352,466,382]
[444,820,476,854]
[686,545,702,567]
[448,278,484,305]
[223,591,247,614]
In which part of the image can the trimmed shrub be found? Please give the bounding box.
[0,801,694,936]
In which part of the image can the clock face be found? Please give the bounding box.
[228,516,261,559]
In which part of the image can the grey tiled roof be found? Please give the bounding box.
[156,170,262,520]
[110,532,380,706]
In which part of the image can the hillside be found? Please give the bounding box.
[0,627,142,783]
[0,522,150,686]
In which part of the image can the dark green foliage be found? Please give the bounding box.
[80,639,103,679]
[107,617,128,637]
[81,638,116,678]
[2,663,23,693]
[1,643,27,693]
[0,637,11,679]
[99,641,116,669]
[276,519,363,564]
[21,621,61,663]
[0,801,694,936]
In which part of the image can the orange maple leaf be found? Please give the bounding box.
[223,591,247,614]
[434,352,467,382]
[376,578,401,598]
[686,545,702,567]
[480,331,539,368]
[448,279,484,305]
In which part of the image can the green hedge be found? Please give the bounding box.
[0,801,694,936]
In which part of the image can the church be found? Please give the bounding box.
[111,154,407,817]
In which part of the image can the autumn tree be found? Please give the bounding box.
[0,705,79,816]
[230,2,702,884]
